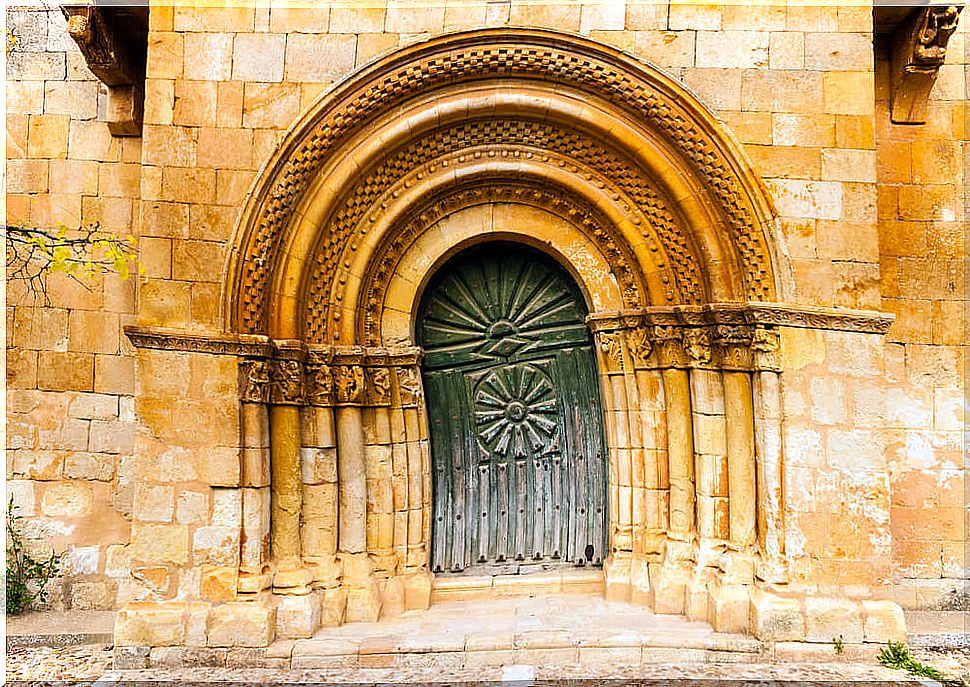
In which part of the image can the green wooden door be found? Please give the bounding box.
[418,243,608,574]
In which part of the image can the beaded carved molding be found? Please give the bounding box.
[228,29,779,338]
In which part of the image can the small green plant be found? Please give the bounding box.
[5,497,62,614]
[877,640,944,681]
[832,634,844,655]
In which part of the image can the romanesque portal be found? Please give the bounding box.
[118,28,904,646]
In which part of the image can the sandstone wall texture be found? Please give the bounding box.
[5,0,966,624]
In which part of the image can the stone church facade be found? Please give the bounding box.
[6,1,966,651]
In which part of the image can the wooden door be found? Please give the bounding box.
[418,243,608,575]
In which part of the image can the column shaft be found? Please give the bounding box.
[723,371,757,547]
[269,404,302,561]
[336,405,367,554]
[662,367,694,538]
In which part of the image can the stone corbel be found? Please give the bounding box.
[61,4,146,136]
[890,4,963,124]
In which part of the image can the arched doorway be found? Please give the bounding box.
[417,242,608,575]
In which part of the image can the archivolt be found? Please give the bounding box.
[225,28,785,340]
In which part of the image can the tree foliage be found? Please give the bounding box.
[5,223,141,303]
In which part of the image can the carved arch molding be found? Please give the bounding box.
[225,28,789,344]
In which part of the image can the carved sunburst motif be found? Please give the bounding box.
[473,363,560,459]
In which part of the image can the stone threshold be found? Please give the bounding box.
[430,567,605,602]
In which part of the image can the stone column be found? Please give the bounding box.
[751,327,787,583]
[648,324,693,615]
[333,353,381,622]
[684,328,727,550]
[300,356,344,627]
[593,323,634,602]
[268,356,311,596]
[237,359,273,596]
[714,325,757,550]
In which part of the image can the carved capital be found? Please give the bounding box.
[651,324,689,369]
[626,325,654,368]
[334,365,365,405]
[712,324,754,371]
[396,366,423,407]
[270,359,305,405]
[596,330,625,373]
[305,362,334,406]
[751,326,782,373]
[682,327,713,369]
[239,359,271,404]
[365,367,392,406]
[890,5,963,124]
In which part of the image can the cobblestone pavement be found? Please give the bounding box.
[7,643,969,685]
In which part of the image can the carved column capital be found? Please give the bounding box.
[364,367,392,406]
[305,362,334,406]
[596,330,626,374]
[626,325,654,369]
[239,358,271,403]
[270,359,305,405]
[751,326,782,372]
[682,327,713,369]
[395,366,424,407]
[334,365,365,405]
[650,324,689,369]
[712,324,754,371]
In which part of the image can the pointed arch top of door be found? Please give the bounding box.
[223,27,790,341]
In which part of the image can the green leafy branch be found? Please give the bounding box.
[6,497,62,615]
[5,223,142,304]
[878,640,968,687]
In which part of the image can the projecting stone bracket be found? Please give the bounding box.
[61,3,146,136]
[889,4,963,124]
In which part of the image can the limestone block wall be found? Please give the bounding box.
[6,5,141,610]
[874,23,967,610]
[5,0,965,622]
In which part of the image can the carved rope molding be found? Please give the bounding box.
[890,4,964,124]
[230,29,778,335]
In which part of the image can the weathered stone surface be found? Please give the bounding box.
[861,600,906,642]
[276,593,321,639]
[750,589,804,641]
[805,597,863,643]
[115,602,187,646]
[207,601,276,648]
